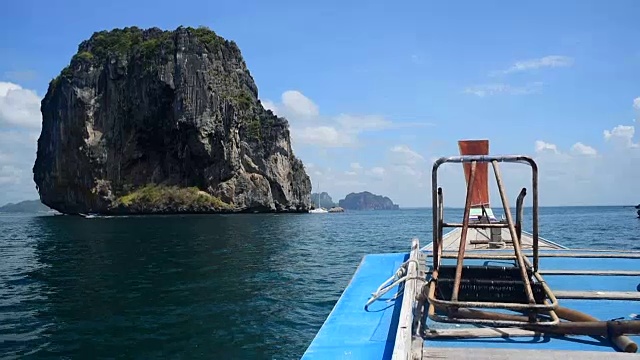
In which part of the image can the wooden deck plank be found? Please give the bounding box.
[439,252,640,259]
[439,227,564,252]
[540,270,640,276]
[554,290,640,301]
[423,327,541,339]
[391,238,425,360]
[422,347,639,359]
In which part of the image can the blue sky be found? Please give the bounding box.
[1,0,639,207]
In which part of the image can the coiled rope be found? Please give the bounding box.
[364,259,420,310]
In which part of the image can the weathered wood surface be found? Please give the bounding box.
[540,269,640,276]
[439,252,640,259]
[422,347,639,359]
[423,327,541,339]
[554,290,640,301]
[392,238,425,360]
[439,227,563,251]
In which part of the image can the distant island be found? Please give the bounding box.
[311,192,336,209]
[0,199,52,213]
[338,191,400,211]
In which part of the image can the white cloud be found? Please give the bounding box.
[525,97,640,205]
[0,151,12,163]
[263,90,425,149]
[0,129,40,204]
[293,126,354,147]
[633,97,640,110]
[498,55,574,75]
[311,146,428,206]
[273,91,640,207]
[261,100,278,113]
[464,82,542,97]
[335,114,391,132]
[534,140,559,154]
[0,164,22,186]
[367,166,386,179]
[333,178,367,188]
[570,142,597,156]
[308,149,431,207]
[0,83,24,96]
[390,145,424,165]
[604,125,638,148]
[281,90,319,117]
[519,127,640,206]
[294,121,640,207]
[0,82,42,129]
[391,164,422,177]
[0,81,42,205]
[469,56,572,98]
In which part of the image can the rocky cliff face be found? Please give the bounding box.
[33,26,311,214]
[338,191,399,210]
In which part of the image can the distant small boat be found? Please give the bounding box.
[309,208,329,214]
[309,181,329,214]
[79,213,99,218]
[302,139,640,359]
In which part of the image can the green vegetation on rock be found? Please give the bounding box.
[85,27,148,59]
[52,26,224,85]
[58,66,74,81]
[235,91,253,109]
[72,51,95,63]
[115,184,229,212]
[82,27,167,60]
[247,118,262,141]
[189,26,224,49]
[140,32,175,59]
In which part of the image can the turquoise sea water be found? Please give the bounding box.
[1,206,639,359]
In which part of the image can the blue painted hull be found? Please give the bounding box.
[301,250,640,359]
[301,253,406,359]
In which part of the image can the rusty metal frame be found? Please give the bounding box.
[451,161,477,302]
[426,280,560,327]
[431,155,540,271]
[428,155,556,328]
[515,188,527,245]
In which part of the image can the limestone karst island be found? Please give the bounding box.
[33,26,312,215]
[31,26,401,216]
[311,191,400,211]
